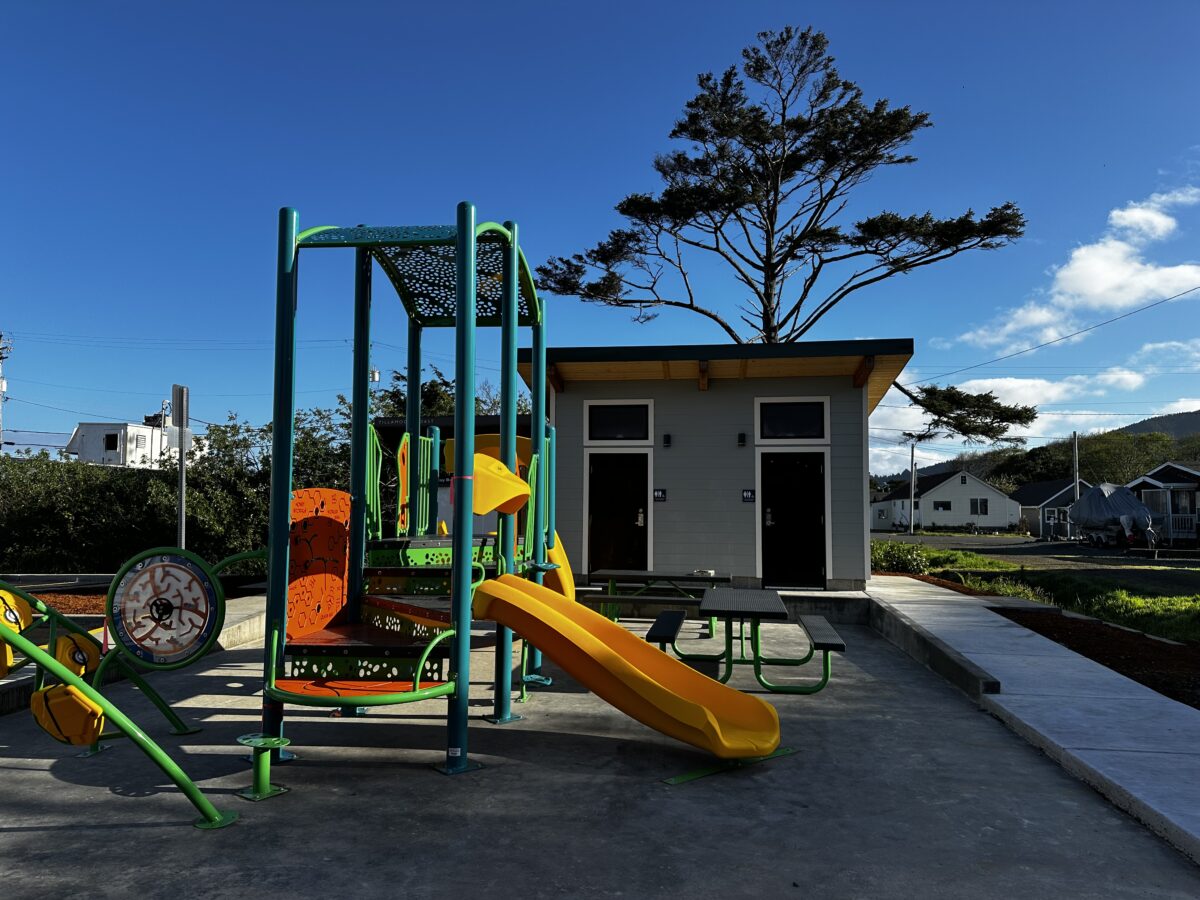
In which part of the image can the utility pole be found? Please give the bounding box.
[909,443,916,535]
[172,384,189,548]
[0,333,11,453]
[1072,430,1080,541]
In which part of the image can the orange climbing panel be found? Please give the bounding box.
[287,488,352,641]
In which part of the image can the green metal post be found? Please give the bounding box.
[528,309,547,676]
[440,200,479,774]
[406,319,423,536]
[488,220,520,724]
[426,424,441,533]
[347,247,372,615]
[262,207,299,753]
[547,425,556,549]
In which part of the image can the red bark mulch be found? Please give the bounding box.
[30,593,107,616]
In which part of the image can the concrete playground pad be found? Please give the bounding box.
[1,623,1198,899]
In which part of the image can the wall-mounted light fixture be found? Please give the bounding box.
[663,433,672,448]
[737,432,746,447]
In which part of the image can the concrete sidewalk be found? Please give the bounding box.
[868,574,1200,865]
[2,620,1198,898]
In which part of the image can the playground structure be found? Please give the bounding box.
[253,202,782,791]
[0,201,786,825]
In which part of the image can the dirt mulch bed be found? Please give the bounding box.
[995,608,1200,712]
[30,593,107,616]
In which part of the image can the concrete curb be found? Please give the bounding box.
[866,577,1200,866]
[867,598,1001,699]
[0,595,267,717]
[981,696,1200,865]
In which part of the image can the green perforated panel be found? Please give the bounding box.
[298,225,538,327]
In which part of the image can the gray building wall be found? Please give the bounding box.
[552,375,868,590]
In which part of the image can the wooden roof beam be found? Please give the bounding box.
[548,363,565,394]
[853,354,876,389]
[698,359,709,391]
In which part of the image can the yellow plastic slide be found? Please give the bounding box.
[473,574,780,759]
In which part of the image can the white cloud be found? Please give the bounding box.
[954,367,1145,407]
[957,376,1083,406]
[1134,338,1200,365]
[958,184,1200,351]
[1156,398,1200,415]
[1094,367,1147,391]
[1108,206,1177,241]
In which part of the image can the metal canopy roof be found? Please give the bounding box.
[298,224,540,327]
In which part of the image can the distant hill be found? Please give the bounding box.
[1117,409,1200,439]
[871,408,1200,483]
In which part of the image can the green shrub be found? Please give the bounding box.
[956,573,1052,603]
[871,540,930,575]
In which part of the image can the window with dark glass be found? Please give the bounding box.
[588,404,649,441]
[759,401,824,440]
[104,433,119,452]
[933,500,952,511]
[970,498,989,516]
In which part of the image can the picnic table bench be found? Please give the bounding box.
[670,587,844,694]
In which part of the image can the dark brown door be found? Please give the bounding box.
[588,452,648,572]
[761,451,825,587]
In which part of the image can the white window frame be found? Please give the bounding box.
[581,446,654,575]
[970,497,990,517]
[753,396,830,446]
[583,399,654,447]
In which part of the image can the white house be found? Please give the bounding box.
[65,419,171,468]
[871,470,1020,531]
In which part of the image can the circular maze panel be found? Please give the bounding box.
[108,549,225,669]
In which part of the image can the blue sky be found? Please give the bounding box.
[2,1,1198,473]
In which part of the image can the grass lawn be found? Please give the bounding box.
[872,539,1200,644]
[955,570,1200,645]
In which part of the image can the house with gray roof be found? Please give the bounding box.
[1126,461,1199,545]
[1009,477,1090,538]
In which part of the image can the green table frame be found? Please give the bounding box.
[672,589,833,694]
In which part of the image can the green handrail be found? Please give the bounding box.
[0,625,236,829]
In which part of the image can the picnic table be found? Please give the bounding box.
[588,569,732,635]
[671,587,844,694]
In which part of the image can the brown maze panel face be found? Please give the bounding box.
[288,488,352,640]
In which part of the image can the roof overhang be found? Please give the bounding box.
[518,339,913,412]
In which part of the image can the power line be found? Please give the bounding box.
[7,395,213,427]
[903,284,1200,386]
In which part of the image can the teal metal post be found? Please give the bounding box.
[488,220,521,724]
[262,207,299,749]
[406,319,423,536]
[441,200,479,774]
[347,247,372,615]
[426,424,441,534]
[547,425,556,549]
[528,310,547,677]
